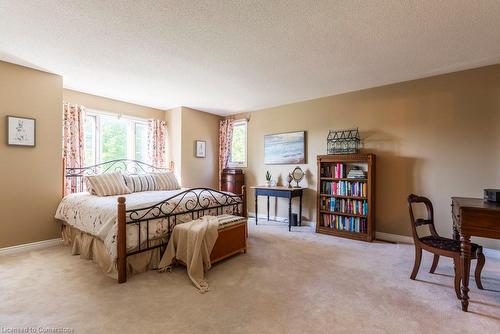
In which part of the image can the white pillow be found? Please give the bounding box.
[123,174,158,192]
[154,172,181,190]
[85,172,131,197]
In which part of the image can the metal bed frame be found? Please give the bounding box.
[63,159,246,283]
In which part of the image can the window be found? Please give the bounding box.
[84,110,150,165]
[228,119,247,167]
[84,115,96,166]
[134,122,148,162]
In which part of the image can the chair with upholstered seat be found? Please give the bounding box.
[407,194,485,298]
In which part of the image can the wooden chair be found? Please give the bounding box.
[407,194,485,298]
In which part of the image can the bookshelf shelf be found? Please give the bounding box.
[319,210,367,218]
[316,226,368,241]
[316,153,375,242]
[320,194,367,200]
[320,177,368,182]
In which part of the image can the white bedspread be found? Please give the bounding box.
[55,189,240,259]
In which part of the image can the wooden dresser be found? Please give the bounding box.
[221,168,245,195]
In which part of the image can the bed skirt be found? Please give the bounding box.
[61,224,163,280]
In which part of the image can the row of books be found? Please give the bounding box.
[320,197,369,215]
[347,168,366,179]
[320,164,367,179]
[321,180,367,197]
[320,163,345,178]
[321,214,368,233]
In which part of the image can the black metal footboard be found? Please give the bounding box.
[117,186,247,283]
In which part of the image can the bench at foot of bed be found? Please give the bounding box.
[210,215,247,264]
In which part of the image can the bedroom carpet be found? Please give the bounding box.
[1,220,499,333]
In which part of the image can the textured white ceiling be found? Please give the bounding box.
[1,1,500,115]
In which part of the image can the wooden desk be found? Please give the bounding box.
[252,186,304,231]
[451,197,500,311]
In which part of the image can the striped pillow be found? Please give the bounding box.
[84,172,131,197]
[123,174,158,193]
[154,172,181,190]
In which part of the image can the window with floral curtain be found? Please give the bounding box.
[218,118,234,189]
[148,119,167,167]
[62,103,85,195]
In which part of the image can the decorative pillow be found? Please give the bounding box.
[123,174,158,193]
[84,172,131,197]
[154,172,181,190]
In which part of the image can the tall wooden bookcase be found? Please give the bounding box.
[316,153,375,242]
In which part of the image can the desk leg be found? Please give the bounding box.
[267,196,270,221]
[255,194,258,225]
[288,197,292,232]
[460,235,471,311]
[299,194,303,226]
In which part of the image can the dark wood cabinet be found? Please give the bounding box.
[221,168,245,195]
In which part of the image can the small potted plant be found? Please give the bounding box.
[265,171,272,187]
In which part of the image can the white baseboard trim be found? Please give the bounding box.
[484,248,500,259]
[0,238,63,256]
[248,212,313,226]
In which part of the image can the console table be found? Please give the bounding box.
[451,197,500,311]
[251,186,304,231]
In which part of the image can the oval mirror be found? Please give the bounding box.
[291,166,304,187]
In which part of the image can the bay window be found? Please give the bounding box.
[84,110,150,166]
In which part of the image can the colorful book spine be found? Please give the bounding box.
[334,163,345,178]
[322,198,368,216]
[321,180,367,197]
[321,214,368,233]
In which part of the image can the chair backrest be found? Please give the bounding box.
[407,194,438,240]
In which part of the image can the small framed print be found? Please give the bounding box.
[195,140,206,158]
[7,116,36,147]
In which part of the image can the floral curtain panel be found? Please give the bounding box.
[218,118,234,189]
[148,119,167,168]
[63,103,85,195]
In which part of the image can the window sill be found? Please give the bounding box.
[227,163,247,169]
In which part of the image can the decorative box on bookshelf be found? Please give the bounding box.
[316,153,375,242]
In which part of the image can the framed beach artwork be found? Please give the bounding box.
[6,116,36,147]
[264,131,306,165]
[195,140,206,158]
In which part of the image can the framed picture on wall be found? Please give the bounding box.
[6,116,36,147]
[195,140,206,158]
[264,131,305,164]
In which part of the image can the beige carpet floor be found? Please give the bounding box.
[1,220,499,333]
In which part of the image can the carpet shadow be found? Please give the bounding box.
[467,310,500,321]
[414,278,454,289]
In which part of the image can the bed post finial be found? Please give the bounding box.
[61,157,66,199]
[241,185,247,218]
[117,196,127,283]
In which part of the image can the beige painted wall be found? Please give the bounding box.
[165,107,221,188]
[0,61,63,248]
[236,64,500,250]
[180,107,221,188]
[63,89,164,120]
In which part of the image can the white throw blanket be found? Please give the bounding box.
[158,216,219,293]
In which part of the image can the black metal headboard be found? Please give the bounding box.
[63,159,173,195]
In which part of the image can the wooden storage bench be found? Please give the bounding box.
[210,214,248,264]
